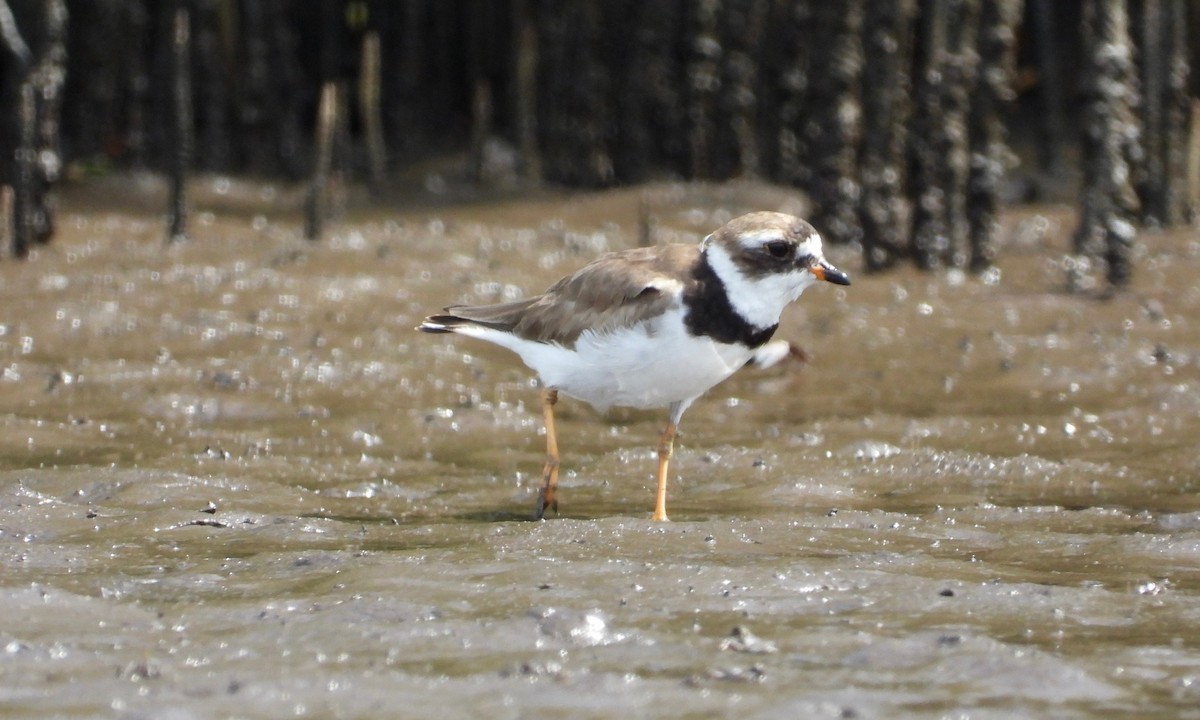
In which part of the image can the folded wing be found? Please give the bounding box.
[420,244,698,346]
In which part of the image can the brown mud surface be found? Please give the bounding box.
[1,174,1199,718]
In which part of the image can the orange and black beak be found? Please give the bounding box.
[810,260,851,286]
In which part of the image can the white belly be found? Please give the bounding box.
[515,307,755,412]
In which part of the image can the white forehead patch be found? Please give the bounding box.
[796,230,822,257]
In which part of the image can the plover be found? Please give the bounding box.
[419,211,849,521]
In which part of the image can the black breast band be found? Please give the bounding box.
[683,256,778,348]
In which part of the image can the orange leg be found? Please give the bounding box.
[653,420,678,522]
[535,388,560,519]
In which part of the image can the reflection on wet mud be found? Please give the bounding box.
[1,177,1199,717]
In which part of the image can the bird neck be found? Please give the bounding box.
[700,243,803,330]
[683,250,779,348]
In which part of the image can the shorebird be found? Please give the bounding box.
[419,211,849,520]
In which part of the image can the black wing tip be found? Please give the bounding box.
[417,314,466,333]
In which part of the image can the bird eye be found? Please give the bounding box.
[764,240,792,259]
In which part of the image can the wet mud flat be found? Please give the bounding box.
[2,175,1199,718]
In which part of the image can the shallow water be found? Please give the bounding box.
[2,174,1200,718]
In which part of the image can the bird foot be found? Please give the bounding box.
[535,488,558,520]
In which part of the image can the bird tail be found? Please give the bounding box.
[417,314,469,334]
[417,298,540,335]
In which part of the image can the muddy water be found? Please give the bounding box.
[2,174,1199,718]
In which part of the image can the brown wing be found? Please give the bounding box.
[441,244,698,345]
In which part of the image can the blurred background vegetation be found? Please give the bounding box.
[1,0,1197,285]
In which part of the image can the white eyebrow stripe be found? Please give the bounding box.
[737,229,786,246]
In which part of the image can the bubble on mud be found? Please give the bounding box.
[842,441,903,461]
[571,613,610,645]
[1136,580,1167,596]
[39,274,69,291]
[352,429,382,448]
[789,432,824,447]
[1155,513,1200,531]
[532,608,623,647]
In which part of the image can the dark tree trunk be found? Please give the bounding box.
[468,77,492,182]
[939,0,980,268]
[910,0,951,268]
[859,0,914,271]
[513,0,540,182]
[167,2,192,243]
[234,0,269,170]
[11,81,34,257]
[774,2,813,186]
[2,0,67,254]
[717,0,767,179]
[1164,1,1193,224]
[359,30,386,194]
[910,0,980,269]
[1072,0,1140,290]
[538,2,612,187]
[26,0,66,245]
[125,0,150,167]
[0,0,31,65]
[58,0,113,161]
[612,0,654,183]
[686,0,722,180]
[236,0,306,177]
[1191,98,1200,222]
[381,0,424,158]
[305,81,339,241]
[805,0,864,246]
[967,0,1023,272]
[266,0,305,178]
[1,0,1186,279]
[1136,0,1166,225]
[192,0,230,172]
[464,0,503,183]
[615,1,686,181]
[1029,0,1070,198]
[0,0,28,257]
[579,3,613,187]
[756,1,791,181]
[1135,0,1191,227]
[535,2,569,183]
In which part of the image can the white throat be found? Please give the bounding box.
[704,242,814,330]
